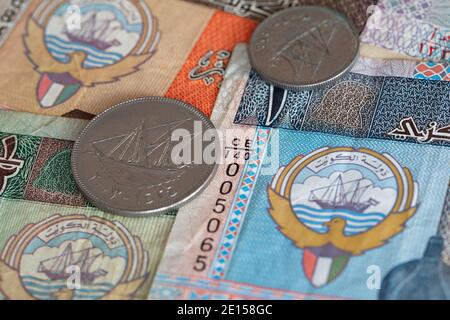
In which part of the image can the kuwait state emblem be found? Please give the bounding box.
[0,215,149,300]
[268,147,418,287]
[24,0,160,108]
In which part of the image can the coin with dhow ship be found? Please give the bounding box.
[71,97,218,217]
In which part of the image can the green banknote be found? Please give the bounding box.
[0,110,174,300]
[0,110,89,140]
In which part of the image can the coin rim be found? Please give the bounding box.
[71,97,218,217]
[248,5,360,91]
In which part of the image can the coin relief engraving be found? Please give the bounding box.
[249,6,359,90]
[84,123,187,206]
[72,98,217,216]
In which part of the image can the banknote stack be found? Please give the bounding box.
[0,0,448,301]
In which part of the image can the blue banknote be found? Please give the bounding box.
[227,130,448,298]
[150,45,450,300]
[234,68,450,147]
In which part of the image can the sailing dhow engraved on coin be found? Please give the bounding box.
[249,6,360,90]
[71,97,217,217]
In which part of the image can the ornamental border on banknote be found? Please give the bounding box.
[151,272,343,299]
[209,127,271,280]
[362,5,450,63]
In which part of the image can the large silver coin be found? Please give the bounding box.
[72,97,217,217]
[249,6,360,90]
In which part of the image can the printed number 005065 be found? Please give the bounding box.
[192,138,251,273]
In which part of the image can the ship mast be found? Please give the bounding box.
[309,175,378,213]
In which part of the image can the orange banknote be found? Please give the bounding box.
[0,0,257,118]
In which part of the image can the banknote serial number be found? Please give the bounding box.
[193,138,251,273]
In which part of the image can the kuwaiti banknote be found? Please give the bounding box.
[233,57,450,147]
[0,0,257,117]
[0,109,89,140]
[439,184,450,266]
[351,56,450,80]
[149,44,450,300]
[361,0,450,63]
[0,110,175,300]
[188,0,378,33]
[189,0,420,61]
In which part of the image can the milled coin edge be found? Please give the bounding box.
[71,96,219,218]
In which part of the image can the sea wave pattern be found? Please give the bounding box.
[45,35,123,69]
[293,204,388,235]
[21,275,114,300]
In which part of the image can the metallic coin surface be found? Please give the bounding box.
[249,6,360,90]
[72,97,217,217]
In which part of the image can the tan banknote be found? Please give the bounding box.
[189,0,377,32]
[149,44,450,300]
[189,0,415,60]
[0,110,175,300]
[0,0,257,117]
[0,0,412,120]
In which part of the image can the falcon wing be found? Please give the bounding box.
[25,18,153,86]
[268,187,330,248]
[24,18,69,74]
[343,207,417,255]
[79,53,152,86]
[0,260,35,300]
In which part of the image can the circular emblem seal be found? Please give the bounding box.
[0,215,149,300]
[268,147,418,287]
[24,0,160,108]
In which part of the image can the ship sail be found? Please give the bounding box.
[38,244,108,284]
[65,12,122,51]
[90,119,195,178]
[309,175,379,213]
[38,243,74,274]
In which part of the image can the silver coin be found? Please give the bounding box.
[249,6,360,90]
[71,97,218,217]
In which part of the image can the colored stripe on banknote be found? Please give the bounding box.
[233,59,450,147]
[165,10,257,116]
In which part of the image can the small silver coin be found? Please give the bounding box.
[72,97,218,217]
[249,6,360,90]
